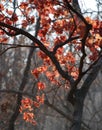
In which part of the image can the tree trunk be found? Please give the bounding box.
[71,57,102,130]
[71,93,83,130]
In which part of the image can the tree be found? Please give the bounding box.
[0,0,102,130]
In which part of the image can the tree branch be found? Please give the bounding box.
[0,21,74,85]
[53,36,80,54]
[0,44,38,56]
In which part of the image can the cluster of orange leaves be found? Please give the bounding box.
[31,61,60,84]
[20,94,44,125]
[85,17,102,61]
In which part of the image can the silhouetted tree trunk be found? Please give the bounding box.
[70,57,102,130]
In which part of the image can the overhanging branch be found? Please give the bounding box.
[0,21,74,84]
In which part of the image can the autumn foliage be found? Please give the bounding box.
[0,0,102,126]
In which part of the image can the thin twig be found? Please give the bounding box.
[0,44,38,55]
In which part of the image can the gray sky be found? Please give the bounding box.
[79,0,97,12]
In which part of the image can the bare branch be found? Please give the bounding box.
[0,44,38,56]
[53,36,80,54]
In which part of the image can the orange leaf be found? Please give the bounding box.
[20,2,28,9]
[6,9,13,15]
[36,94,44,104]
[0,4,4,11]
[37,82,46,90]
[22,20,28,28]
[33,101,40,108]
